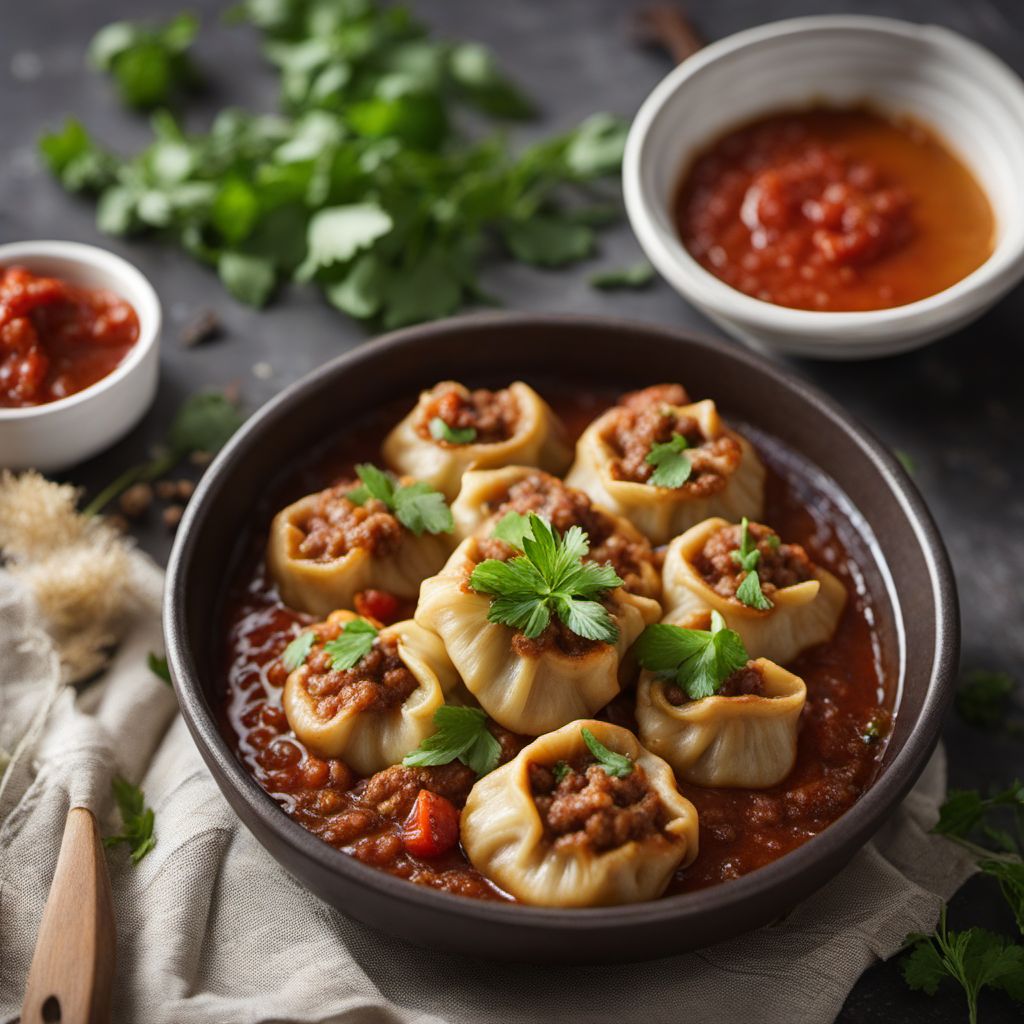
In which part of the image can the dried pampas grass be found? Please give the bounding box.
[0,470,140,683]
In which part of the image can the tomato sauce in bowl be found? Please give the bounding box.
[675,107,995,312]
[0,265,140,408]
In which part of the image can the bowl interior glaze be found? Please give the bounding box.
[165,314,957,963]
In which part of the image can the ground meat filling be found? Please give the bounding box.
[358,762,477,819]
[417,384,520,445]
[603,385,742,492]
[486,471,655,593]
[463,537,606,659]
[302,630,418,719]
[296,482,404,561]
[663,663,767,706]
[529,760,665,851]
[694,521,815,600]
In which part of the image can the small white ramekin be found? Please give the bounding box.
[623,15,1024,359]
[0,241,161,471]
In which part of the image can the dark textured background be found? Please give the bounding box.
[2,1,1023,1019]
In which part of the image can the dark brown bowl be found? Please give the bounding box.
[164,313,958,964]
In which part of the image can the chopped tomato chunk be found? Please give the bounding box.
[402,788,461,859]
[354,588,401,625]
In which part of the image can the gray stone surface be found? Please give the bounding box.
[2,0,1023,1019]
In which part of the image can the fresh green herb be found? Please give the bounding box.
[902,910,1024,1024]
[552,760,571,783]
[735,569,773,611]
[468,513,623,643]
[281,631,316,672]
[429,417,477,445]
[41,1,629,328]
[895,449,917,475]
[730,517,760,572]
[347,463,453,536]
[645,433,692,489]
[956,670,1017,731]
[933,782,1024,850]
[402,705,501,776]
[730,517,774,611]
[634,610,749,701]
[83,390,244,516]
[491,510,535,549]
[104,777,156,865]
[322,618,378,670]
[580,727,633,778]
[590,262,656,290]
[90,13,200,110]
[147,652,171,685]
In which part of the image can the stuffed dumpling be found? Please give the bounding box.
[267,466,454,616]
[662,516,846,664]
[415,515,661,735]
[451,465,662,600]
[282,611,460,775]
[565,384,765,544]
[635,609,806,787]
[383,380,572,500]
[460,720,699,906]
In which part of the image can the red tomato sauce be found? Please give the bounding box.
[218,388,894,903]
[0,266,140,408]
[675,107,994,312]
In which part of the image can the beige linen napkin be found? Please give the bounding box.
[0,556,975,1024]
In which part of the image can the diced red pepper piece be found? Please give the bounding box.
[354,588,401,625]
[402,788,461,859]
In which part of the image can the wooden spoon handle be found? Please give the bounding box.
[21,807,116,1024]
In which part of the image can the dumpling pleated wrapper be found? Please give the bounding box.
[461,720,699,907]
[415,537,662,735]
[636,657,806,788]
[662,517,847,664]
[565,398,765,544]
[450,465,662,600]
[283,611,459,775]
[267,487,452,616]
[382,381,572,500]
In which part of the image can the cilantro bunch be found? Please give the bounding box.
[469,512,624,644]
[40,0,631,329]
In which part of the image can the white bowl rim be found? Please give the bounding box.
[0,239,161,420]
[623,13,1024,338]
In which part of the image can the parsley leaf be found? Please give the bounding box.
[104,777,156,865]
[552,760,571,782]
[956,670,1017,731]
[979,860,1024,937]
[147,652,171,686]
[635,610,749,700]
[348,464,453,537]
[645,433,692,489]
[322,619,378,671]
[403,705,501,776]
[429,417,477,445]
[590,262,656,290]
[281,631,315,672]
[469,513,623,643]
[491,510,534,549]
[933,782,1024,844]
[730,517,774,611]
[581,727,633,778]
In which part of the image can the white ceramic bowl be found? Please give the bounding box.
[0,241,160,471]
[623,15,1024,359]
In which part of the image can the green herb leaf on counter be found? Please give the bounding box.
[104,777,156,865]
[147,651,172,685]
[347,463,453,537]
[590,262,656,290]
[581,727,633,778]
[469,513,623,643]
[646,433,692,489]
[41,0,631,328]
[90,13,200,110]
[635,610,749,701]
[281,631,316,672]
[403,705,501,776]
[429,417,477,445]
[956,670,1017,731]
[323,618,378,671]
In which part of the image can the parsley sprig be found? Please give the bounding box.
[348,463,453,537]
[731,517,774,611]
[581,727,633,778]
[403,705,501,776]
[282,619,379,673]
[104,777,156,865]
[634,611,749,700]
[645,433,692,489]
[282,630,316,672]
[430,417,477,445]
[147,652,172,686]
[469,513,623,643]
